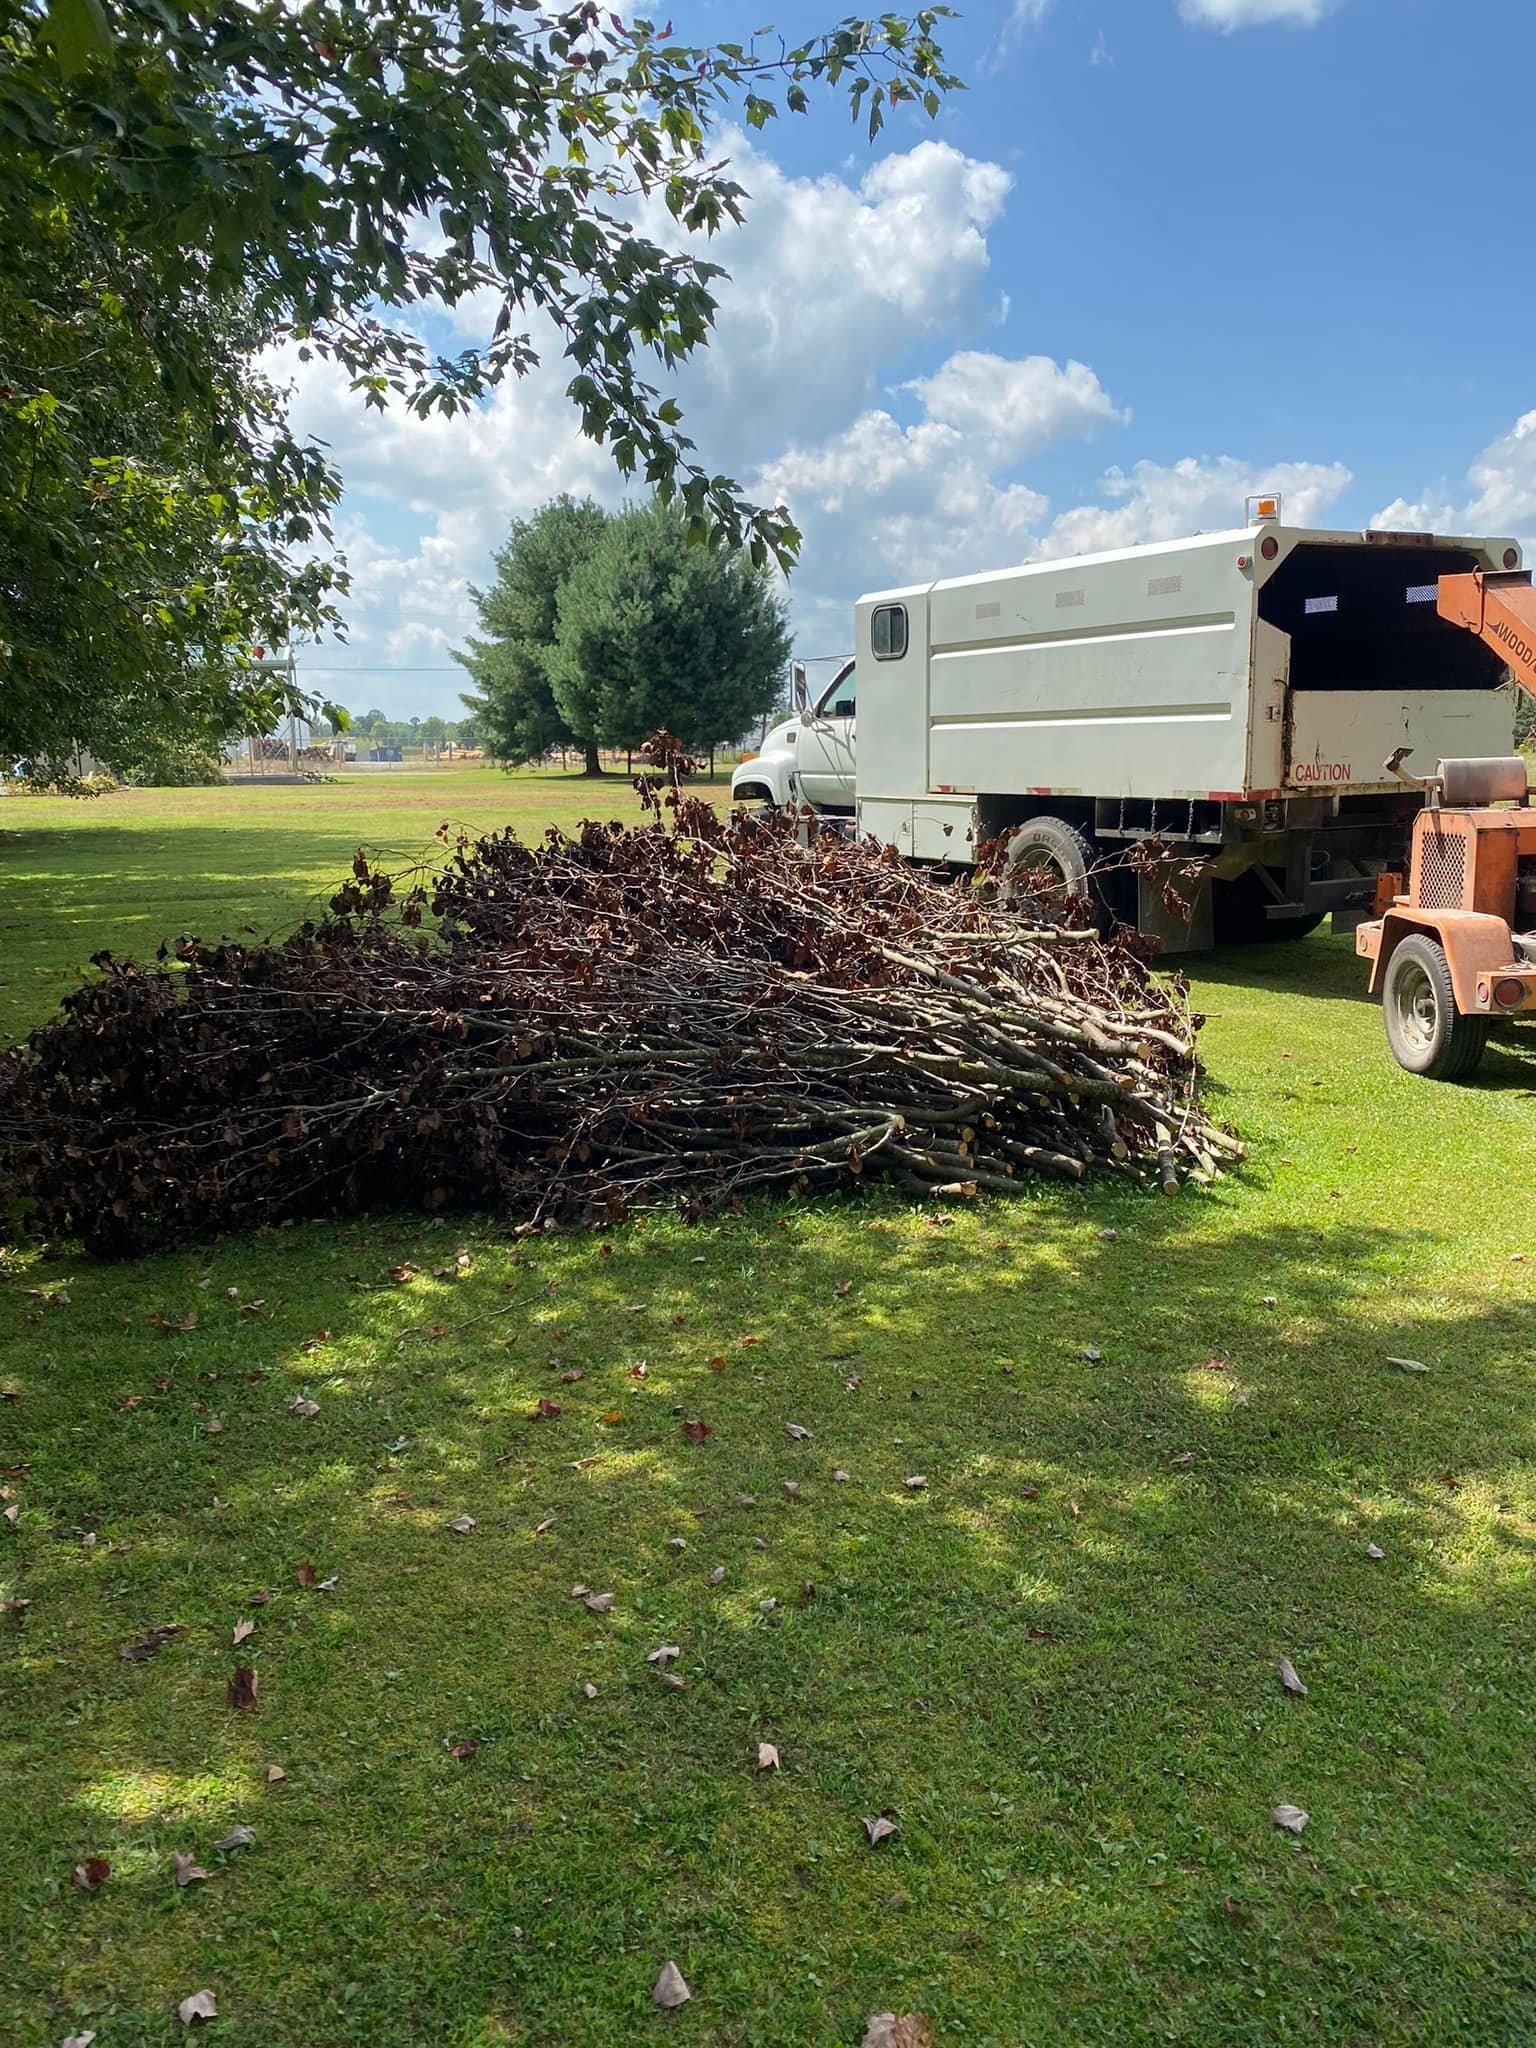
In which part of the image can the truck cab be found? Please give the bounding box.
[731,659,857,812]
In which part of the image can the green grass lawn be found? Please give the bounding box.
[2,769,1534,2046]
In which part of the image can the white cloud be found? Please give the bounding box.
[277,134,1019,707]
[903,351,1127,461]
[1179,0,1338,27]
[1037,454,1353,556]
[756,352,1125,630]
[989,0,1054,68]
[1373,408,1536,551]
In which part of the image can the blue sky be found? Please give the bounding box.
[287,0,1536,716]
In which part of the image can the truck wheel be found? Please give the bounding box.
[1381,933,1489,1080]
[1001,816,1099,922]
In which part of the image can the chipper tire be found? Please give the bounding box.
[1381,932,1489,1080]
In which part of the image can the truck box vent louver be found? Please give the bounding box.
[1055,589,1085,609]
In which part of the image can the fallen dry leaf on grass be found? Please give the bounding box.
[62,2031,97,2047]
[120,1623,185,1662]
[707,1566,725,1585]
[785,1422,811,1440]
[447,1514,476,1536]
[845,1374,863,1391]
[659,1671,687,1690]
[294,1561,317,1588]
[1169,1451,1196,1469]
[265,1765,286,1784]
[177,1990,217,2025]
[666,1536,686,1552]
[783,1480,801,1499]
[903,1475,927,1492]
[448,1740,479,1761]
[681,1419,711,1444]
[1081,1346,1102,1363]
[647,1644,681,1665]
[1366,1543,1386,1561]
[227,1666,259,1711]
[71,1858,110,1892]
[534,1517,556,1535]
[833,1469,851,1483]
[583,1683,598,1700]
[740,1334,764,1348]
[298,1332,329,1354]
[1278,1657,1308,1697]
[757,1743,780,1772]
[759,1597,777,1614]
[1271,1803,1308,1835]
[862,2017,934,2048]
[3,1596,29,1627]
[173,1852,209,1887]
[2,1503,18,1525]
[212,1826,254,1851]
[1387,1356,1429,1375]
[533,1398,563,1420]
[652,1960,691,2009]
[584,1592,615,1614]
[232,1619,255,1647]
[151,1311,198,1334]
[627,1361,648,1379]
[863,1816,898,1846]
[118,1394,142,1413]
[289,1396,320,1419]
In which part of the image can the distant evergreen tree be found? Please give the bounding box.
[549,499,790,761]
[456,497,611,774]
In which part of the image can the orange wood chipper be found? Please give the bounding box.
[1357,569,1536,1077]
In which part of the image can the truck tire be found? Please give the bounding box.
[1001,815,1099,921]
[1381,933,1489,1080]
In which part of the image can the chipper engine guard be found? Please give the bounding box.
[1356,569,1536,1078]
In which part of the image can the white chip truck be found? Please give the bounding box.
[732,508,1525,947]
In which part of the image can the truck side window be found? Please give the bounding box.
[829,669,857,719]
[872,604,907,660]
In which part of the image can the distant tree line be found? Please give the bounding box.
[456,496,791,775]
[319,711,479,752]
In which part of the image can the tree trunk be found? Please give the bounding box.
[626,749,632,774]
[582,740,603,777]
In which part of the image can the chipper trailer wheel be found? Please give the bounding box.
[1381,932,1490,1081]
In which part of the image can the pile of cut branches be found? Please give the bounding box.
[0,761,1240,1254]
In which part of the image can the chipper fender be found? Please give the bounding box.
[1357,907,1516,1010]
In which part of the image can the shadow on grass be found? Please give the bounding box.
[2,1191,1533,2043]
